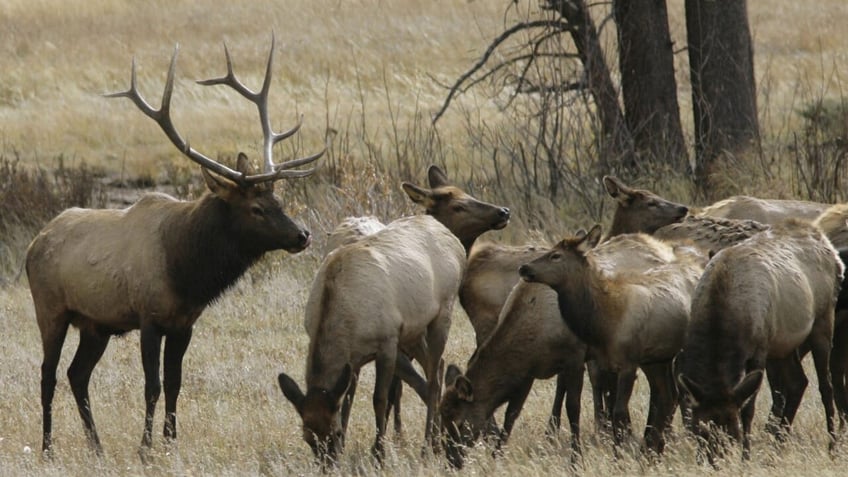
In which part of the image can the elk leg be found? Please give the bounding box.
[831,322,848,429]
[641,361,677,456]
[612,368,636,448]
[386,376,403,436]
[565,362,585,459]
[67,324,111,455]
[341,371,359,434]
[371,349,397,462]
[163,328,193,441]
[765,358,788,436]
[422,323,449,451]
[810,330,837,449]
[546,372,567,438]
[140,325,164,450]
[495,380,533,454]
[587,360,614,434]
[740,385,759,460]
[39,316,69,456]
[769,353,808,440]
[395,353,427,401]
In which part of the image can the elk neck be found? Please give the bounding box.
[549,270,606,349]
[162,194,264,308]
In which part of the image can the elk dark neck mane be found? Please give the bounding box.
[550,271,606,348]
[163,194,264,308]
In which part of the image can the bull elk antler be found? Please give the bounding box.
[106,34,324,185]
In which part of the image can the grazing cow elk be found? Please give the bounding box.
[322,216,427,436]
[458,176,688,438]
[277,165,509,463]
[26,38,323,457]
[675,219,843,463]
[519,226,705,455]
[443,251,586,468]
[697,195,828,224]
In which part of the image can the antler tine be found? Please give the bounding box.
[198,34,322,179]
[106,45,248,184]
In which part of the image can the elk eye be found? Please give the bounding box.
[251,205,265,217]
[452,204,466,212]
[550,252,562,260]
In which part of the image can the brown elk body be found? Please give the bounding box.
[457,176,688,440]
[697,195,828,224]
[519,226,705,455]
[277,166,509,463]
[676,219,843,462]
[442,231,687,467]
[27,39,323,456]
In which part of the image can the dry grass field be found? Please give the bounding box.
[3,0,848,476]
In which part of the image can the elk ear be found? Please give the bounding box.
[445,364,463,387]
[331,364,353,402]
[732,370,764,408]
[677,374,705,407]
[278,372,305,416]
[201,167,239,200]
[603,176,632,203]
[402,182,435,208]
[235,152,256,175]
[454,375,474,402]
[576,224,603,253]
[427,165,450,188]
[573,228,588,239]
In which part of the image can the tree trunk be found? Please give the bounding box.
[549,0,635,172]
[685,0,760,193]
[614,0,687,171]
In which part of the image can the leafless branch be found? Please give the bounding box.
[431,19,573,124]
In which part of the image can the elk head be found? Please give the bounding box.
[518,225,603,287]
[278,365,353,464]
[604,175,688,235]
[439,364,483,469]
[677,370,763,464]
[402,165,510,252]
[107,34,323,255]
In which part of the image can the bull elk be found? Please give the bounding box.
[675,219,843,463]
[277,165,509,464]
[26,37,323,457]
[519,225,705,455]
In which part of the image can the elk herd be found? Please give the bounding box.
[20,39,848,470]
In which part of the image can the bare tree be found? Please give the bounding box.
[685,0,760,193]
[614,0,687,170]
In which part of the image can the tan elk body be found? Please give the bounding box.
[676,219,843,461]
[277,166,509,462]
[27,38,323,456]
[698,195,828,224]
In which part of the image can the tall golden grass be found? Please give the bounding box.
[3,0,848,475]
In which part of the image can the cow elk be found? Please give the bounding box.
[322,216,427,436]
[676,219,843,463]
[519,225,705,455]
[26,38,323,457]
[277,165,509,464]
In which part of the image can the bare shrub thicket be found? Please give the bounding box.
[0,154,106,280]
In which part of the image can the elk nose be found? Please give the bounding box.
[299,230,312,247]
[678,206,689,216]
[518,264,532,280]
[499,207,510,219]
